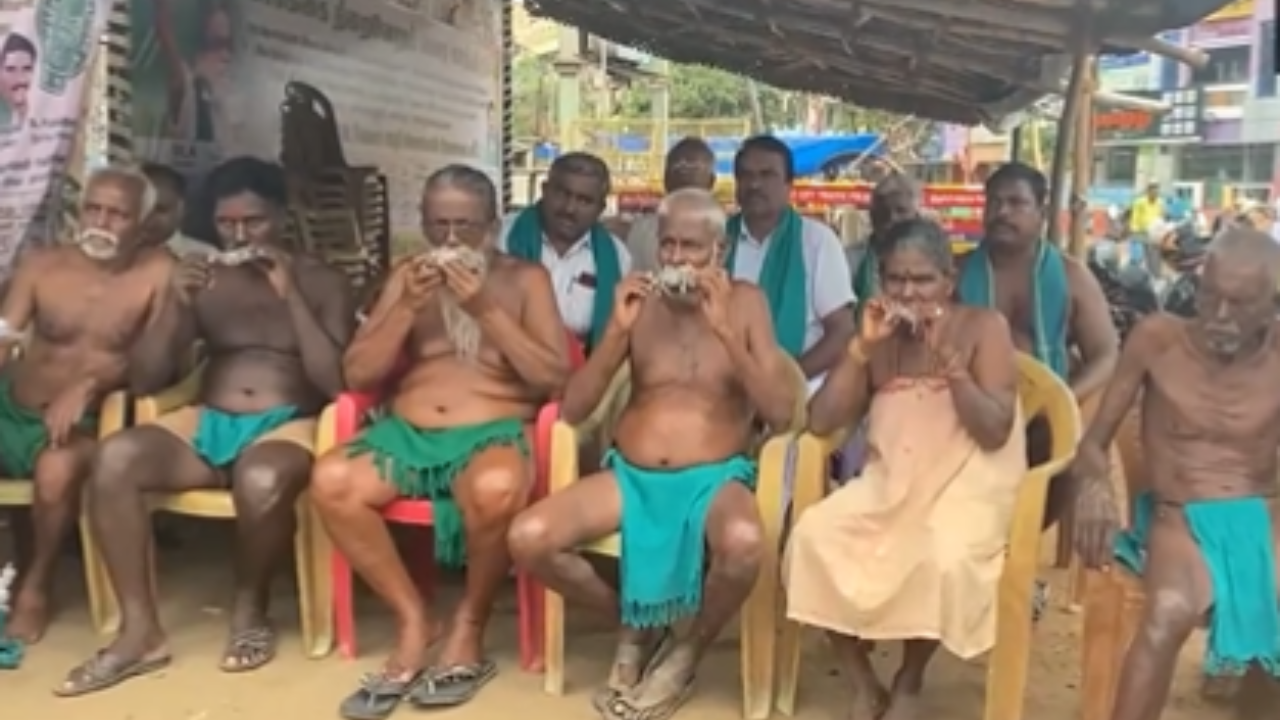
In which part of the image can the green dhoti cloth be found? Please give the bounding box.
[1115,493,1280,677]
[606,449,757,628]
[0,375,96,478]
[346,415,528,567]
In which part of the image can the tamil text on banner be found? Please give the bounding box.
[0,0,111,278]
[129,0,504,235]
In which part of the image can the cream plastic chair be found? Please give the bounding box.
[776,353,1081,720]
[543,358,809,720]
[79,363,335,659]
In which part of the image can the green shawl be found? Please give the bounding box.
[724,208,808,357]
[507,203,620,349]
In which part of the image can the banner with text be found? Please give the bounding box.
[130,0,503,234]
[0,0,110,276]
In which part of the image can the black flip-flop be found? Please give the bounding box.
[407,659,498,708]
[339,669,423,720]
[53,651,172,698]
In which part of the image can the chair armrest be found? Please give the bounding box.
[755,433,795,523]
[335,391,382,442]
[135,362,205,423]
[790,433,832,522]
[548,418,581,495]
[98,391,128,438]
[532,403,558,501]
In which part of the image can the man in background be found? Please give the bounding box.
[626,137,717,272]
[1128,182,1165,274]
[140,163,214,257]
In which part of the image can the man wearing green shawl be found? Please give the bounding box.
[311,166,570,716]
[1071,228,1280,720]
[726,136,855,394]
[956,162,1118,531]
[499,152,632,351]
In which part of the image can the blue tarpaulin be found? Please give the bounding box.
[531,133,883,178]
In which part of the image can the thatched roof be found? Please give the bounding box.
[526,0,1237,125]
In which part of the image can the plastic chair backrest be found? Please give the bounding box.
[1014,353,1081,464]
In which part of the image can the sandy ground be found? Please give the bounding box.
[0,520,1233,720]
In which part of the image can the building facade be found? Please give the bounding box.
[1094,0,1269,209]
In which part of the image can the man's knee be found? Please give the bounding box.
[309,449,359,508]
[91,431,150,491]
[461,454,528,522]
[1139,587,1202,651]
[711,514,765,578]
[507,508,556,564]
[232,455,308,512]
[31,445,89,504]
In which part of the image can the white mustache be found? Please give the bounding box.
[77,229,120,259]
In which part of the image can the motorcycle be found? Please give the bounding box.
[1158,223,1208,319]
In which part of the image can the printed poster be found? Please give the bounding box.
[130,0,505,235]
[0,0,111,277]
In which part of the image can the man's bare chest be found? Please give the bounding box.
[195,269,300,348]
[631,306,735,387]
[1146,358,1280,442]
[33,274,154,348]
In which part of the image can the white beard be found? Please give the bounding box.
[436,247,489,361]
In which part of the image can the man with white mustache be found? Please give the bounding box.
[57,157,355,695]
[0,166,177,645]
[312,164,569,716]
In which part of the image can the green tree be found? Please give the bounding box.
[511,54,554,140]
[615,64,793,128]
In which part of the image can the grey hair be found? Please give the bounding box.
[85,165,158,217]
[877,218,953,274]
[1207,226,1280,283]
[873,173,919,200]
[657,187,727,241]
[423,164,499,221]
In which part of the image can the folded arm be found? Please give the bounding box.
[722,283,797,431]
[288,266,358,398]
[1066,258,1120,402]
[806,337,873,437]
[478,264,570,398]
[343,279,415,393]
[949,310,1018,451]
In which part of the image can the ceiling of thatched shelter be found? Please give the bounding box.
[525,0,1238,125]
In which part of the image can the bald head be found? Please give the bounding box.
[1197,227,1280,358]
[870,174,919,236]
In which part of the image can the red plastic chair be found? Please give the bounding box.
[329,332,584,672]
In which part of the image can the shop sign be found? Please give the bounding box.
[1093,89,1204,143]
[1205,0,1252,21]
[1189,18,1251,43]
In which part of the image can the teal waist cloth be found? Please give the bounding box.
[346,415,528,567]
[192,406,298,468]
[0,609,22,669]
[507,204,620,350]
[1115,493,1280,677]
[606,449,757,628]
[725,208,808,358]
[957,240,1070,378]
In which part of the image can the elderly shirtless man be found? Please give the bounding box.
[510,187,799,720]
[57,157,355,696]
[1074,227,1280,720]
[310,165,568,719]
[0,167,174,643]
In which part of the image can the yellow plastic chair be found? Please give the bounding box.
[776,353,1081,720]
[543,358,809,720]
[79,363,335,659]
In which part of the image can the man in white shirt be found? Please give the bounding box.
[498,152,631,348]
[626,137,717,273]
[728,135,856,393]
[140,162,216,257]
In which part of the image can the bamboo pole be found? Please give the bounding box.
[1045,51,1087,247]
[1069,59,1097,259]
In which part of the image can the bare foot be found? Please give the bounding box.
[1201,673,1243,705]
[387,617,445,674]
[432,618,479,668]
[608,627,667,690]
[880,686,922,720]
[4,586,50,644]
[597,640,697,720]
[847,685,889,720]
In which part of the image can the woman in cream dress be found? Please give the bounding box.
[785,219,1027,720]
